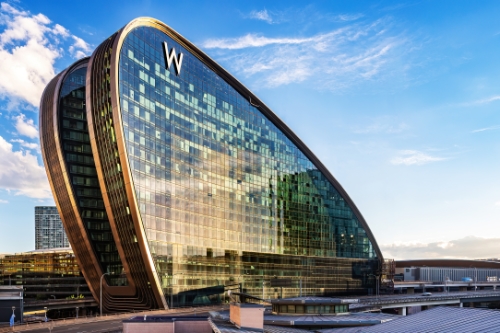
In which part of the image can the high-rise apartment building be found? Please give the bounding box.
[39,17,383,312]
[35,206,69,249]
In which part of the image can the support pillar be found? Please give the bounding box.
[397,307,407,316]
[459,303,463,308]
[407,287,414,294]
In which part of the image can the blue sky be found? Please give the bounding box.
[0,0,499,259]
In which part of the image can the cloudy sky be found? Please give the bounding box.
[0,0,499,259]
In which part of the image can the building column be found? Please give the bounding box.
[459,303,463,308]
[397,307,407,316]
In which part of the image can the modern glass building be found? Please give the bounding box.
[0,248,90,300]
[35,206,69,249]
[39,17,383,311]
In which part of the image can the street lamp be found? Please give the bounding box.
[44,306,48,322]
[100,271,114,317]
[368,274,379,297]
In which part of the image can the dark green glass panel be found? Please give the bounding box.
[59,67,126,286]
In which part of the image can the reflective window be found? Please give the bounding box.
[118,26,378,305]
[59,67,126,286]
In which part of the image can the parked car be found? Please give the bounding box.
[421,292,432,296]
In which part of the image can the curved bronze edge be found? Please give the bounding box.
[109,20,172,309]
[87,31,165,309]
[113,17,383,261]
[39,58,104,304]
[85,35,139,299]
[42,56,144,313]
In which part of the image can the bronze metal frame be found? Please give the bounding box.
[41,57,160,312]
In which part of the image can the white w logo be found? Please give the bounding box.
[163,42,184,76]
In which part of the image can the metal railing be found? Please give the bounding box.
[0,304,229,333]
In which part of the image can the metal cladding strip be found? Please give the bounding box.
[86,32,163,310]
[40,54,145,312]
[39,58,105,304]
[86,34,142,311]
[116,17,382,261]
[85,33,147,311]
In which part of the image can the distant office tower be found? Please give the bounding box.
[39,17,383,312]
[35,206,69,249]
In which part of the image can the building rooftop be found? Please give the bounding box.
[213,310,398,327]
[325,307,500,333]
[272,297,359,305]
[209,317,317,333]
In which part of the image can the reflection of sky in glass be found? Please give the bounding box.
[119,26,376,260]
[117,27,376,294]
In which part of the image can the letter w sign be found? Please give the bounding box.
[163,42,183,76]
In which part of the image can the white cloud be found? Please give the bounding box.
[391,150,446,166]
[249,9,273,24]
[202,18,408,89]
[459,95,500,107]
[381,236,500,260]
[14,113,38,138]
[203,33,318,49]
[0,135,51,198]
[471,125,500,133]
[354,119,408,134]
[334,13,364,22]
[10,138,38,150]
[495,201,500,207]
[69,35,91,59]
[0,2,91,107]
[0,199,7,203]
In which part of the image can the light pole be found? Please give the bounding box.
[44,306,48,322]
[368,274,379,297]
[100,271,114,317]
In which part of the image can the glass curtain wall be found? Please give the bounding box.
[59,67,126,286]
[118,26,378,306]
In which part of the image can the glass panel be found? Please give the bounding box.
[59,67,126,286]
[118,26,378,305]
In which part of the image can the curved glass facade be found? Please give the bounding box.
[58,66,126,286]
[41,18,382,311]
[117,26,378,305]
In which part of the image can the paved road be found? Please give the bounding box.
[6,310,214,333]
[19,319,123,333]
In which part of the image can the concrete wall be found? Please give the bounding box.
[123,322,173,333]
[175,321,211,333]
[123,320,211,333]
[230,303,264,330]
